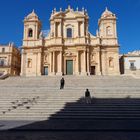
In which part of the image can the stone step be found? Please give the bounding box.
[0,76,140,130]
[2,104,140,108]
[1,115,140,120]
[9,119,140,131]
[1,90,140,94]
[2,111,140,115]
[2,108,140,111]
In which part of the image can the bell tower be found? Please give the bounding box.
[23,10,42,46]
[98,7,118,44]
[98,8,120,75]
[21,10,42,76]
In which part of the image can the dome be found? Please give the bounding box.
[101,7,115,18]
[26,10,39,20]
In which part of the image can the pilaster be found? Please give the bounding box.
[37,51,42,76]
[96,46,102,75]
[86,49,90,75]
[75,51,80,75]
[20,51,26,76]
[81,50,87,76]
[52,51,55,75]
[56,51,62,76]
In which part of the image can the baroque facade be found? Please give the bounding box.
[21,6,120,76]
[0,43,21,75]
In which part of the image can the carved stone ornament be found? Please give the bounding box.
[64,52,73,56]
[90,53,95,61]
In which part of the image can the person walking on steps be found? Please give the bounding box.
[60,77,65,89]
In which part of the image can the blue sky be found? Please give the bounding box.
[0,0,140,54]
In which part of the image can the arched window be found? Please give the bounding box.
[106,26,112,36]
[67,28,72,38]
[28,29,33,37]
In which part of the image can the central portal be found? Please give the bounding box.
[44,66,48,75]
[66,60,73,75]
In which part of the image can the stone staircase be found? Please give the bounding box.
[0,75,140,131]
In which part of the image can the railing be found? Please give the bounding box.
[0,64,11,67]
[0,73,9,80]
[45,37,88,46]
[64,37,86,45]
[64,38,74,45]
[0,64,20,68]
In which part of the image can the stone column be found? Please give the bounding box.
[114,52,120,75]
[75,51,79,75]
[105,51,108,75]
[77,22,79,37]
[20,52,26,76]
[24,27,26,39]
[102,50,107,75]
[56,51,62,76]
[34,24,37,39]
[81,50,87,75]
[96,47,101,75]
[60,51,62,74]
[81,22,84,37]
[54,22,56,37]
[49,52,52,74]
[86,49,90,75]
[37,51,42,76]
[84,50,87,73]
[52,51,55,75]
[83,22,85,36]
[20,53,24,76]
[35,52,38,76]
[60,21,62,37]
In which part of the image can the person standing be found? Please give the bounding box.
[85,89,91,104]
[60,77,65,89]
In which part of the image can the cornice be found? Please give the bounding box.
[22,46,42,49]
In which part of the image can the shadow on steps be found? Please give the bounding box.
[1,97,140,140]
[10,97,140,131]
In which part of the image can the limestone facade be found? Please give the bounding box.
[21,6,120,76]
[120,51,140,75]
[0,43,21,75]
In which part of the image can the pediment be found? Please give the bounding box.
[65,11,76,18]
[63,52,76,57]
[65,11,84,18]
[53,10,85,19]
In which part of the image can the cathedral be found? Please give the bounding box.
[20,6,120,76]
